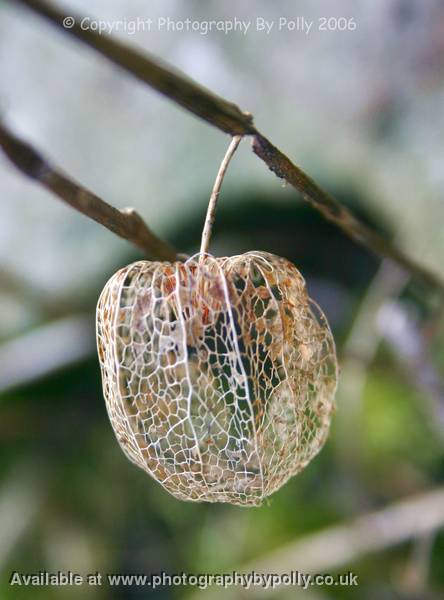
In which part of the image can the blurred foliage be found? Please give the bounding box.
[1,190,443,599]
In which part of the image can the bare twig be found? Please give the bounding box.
[251,135,444,292]
[187,487,444,600]
[5,0,444,292]
[241,486,444,596]
[0,122,178,261]
[10,0,255,136]
[200,135,242,255]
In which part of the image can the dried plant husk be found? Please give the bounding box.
[96,252,338,506]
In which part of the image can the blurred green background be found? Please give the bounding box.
[1,0,444,598]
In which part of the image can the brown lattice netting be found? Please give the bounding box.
[96,252,337,506]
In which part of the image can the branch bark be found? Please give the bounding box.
[6,0,444,292]
[10,0,255,136]
[251,135,444,291]
[0,122,178,261]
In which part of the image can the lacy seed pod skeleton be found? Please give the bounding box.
[96,251,337,506]
[97,135,337,506]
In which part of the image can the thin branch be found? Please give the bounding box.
[244,486,444,587]
[187,487,444,600]
[10,0,255,136]
[0,121,178,261]
[6,0,444,293]
[200,135,242,255]
[251,135,444,292]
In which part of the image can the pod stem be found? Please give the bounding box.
[200,135,242,256]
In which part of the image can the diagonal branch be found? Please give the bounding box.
[246,485,444,579]
[0,121,178,261]
[6,0,444,292]
[251,135,444,291]
[10,0,255,136]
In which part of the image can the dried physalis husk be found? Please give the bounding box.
[96,252,337,506]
